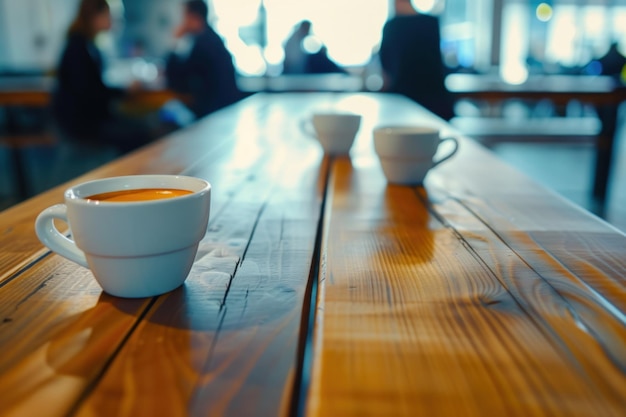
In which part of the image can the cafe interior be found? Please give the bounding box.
[0,1,625,416]
[0,0,625,230]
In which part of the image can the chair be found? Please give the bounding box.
[49,125,120,186]
[0,106,56,199]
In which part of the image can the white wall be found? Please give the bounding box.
[0,0,79,71]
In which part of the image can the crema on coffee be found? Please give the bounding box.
[87,188,193,202]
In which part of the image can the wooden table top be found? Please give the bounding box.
[0,93,624,417]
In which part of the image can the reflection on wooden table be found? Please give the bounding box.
[0,93,624,417]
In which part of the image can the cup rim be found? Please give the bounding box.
[312,112,361,118]
[65,175,211,207]
[374,125,440,135]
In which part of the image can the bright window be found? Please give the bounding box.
[209,0,388,75]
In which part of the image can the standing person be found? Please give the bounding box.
[165,0,242,119]
[379,0,454,120]
[52,0,154,153]
[597,42,626,78]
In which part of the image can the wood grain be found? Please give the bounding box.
[307,157,625,417]
[306,94,626,417]
[0,93,329,417]
[1,93,624,417]
[74,95,329,417]
[0,256,151,417]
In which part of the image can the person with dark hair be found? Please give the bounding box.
[379,0,454,120]
[165,0,242,119]
[52,0,154,153]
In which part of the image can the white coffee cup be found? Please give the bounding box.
[35,175,211,298]
[300,112,362,155]
[374,126,459,185]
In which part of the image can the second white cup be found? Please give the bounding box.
[374,126,459,185]
[300,112,362,155]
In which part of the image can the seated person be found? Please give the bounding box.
[165,0,243,119]
[282,20,344,75]
[52,0,154,153]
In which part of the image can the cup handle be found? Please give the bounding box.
[299,119,316,138]
[432,137,459,168]
[35,204,88,268]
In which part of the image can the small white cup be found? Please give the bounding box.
[35,175,211,298]
[374,126,459,185]
[300,112,362,155]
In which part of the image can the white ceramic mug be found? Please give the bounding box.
[35,175,211,298]
[374,126,459,185]
[300,112,362,155]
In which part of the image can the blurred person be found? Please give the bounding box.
[597,42,626,78]
[306,45,345,74]
[52,0,154,153]
[165,0,242,119]
[283,20,311,74]
[282,20,344,74]
[379,0,454,120]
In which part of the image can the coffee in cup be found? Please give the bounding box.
[35,175,211,298]
[300,112,362,155]
[87,188,193,202]
[373,126,459,185]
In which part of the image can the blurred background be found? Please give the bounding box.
[0,0,626,82]
[2,0,626,81]
[1,0,625,231]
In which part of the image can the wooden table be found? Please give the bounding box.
[0,93,624,417]
[446,73,626,203]
[0,76,177,109]
[237,73,364,93]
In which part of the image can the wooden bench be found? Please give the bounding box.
[0,132,57,199]
[1,126,122,203]
[450,116,602,146]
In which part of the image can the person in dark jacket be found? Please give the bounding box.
[52,0,153,153]
[379,0,454,120]
[165,0,242,119]
[597,42,626,78]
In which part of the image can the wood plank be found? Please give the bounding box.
[307,157,625,417]
[306,94,625,416]
[418,138,626,408]
[0,257,151,417]
[0,93,334,415]
[0,191,246,417]
[0,95,283,415]
[424,190,626,407]
[0,160,277,416]
[73,94,329,417]
[427,136,626,311]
